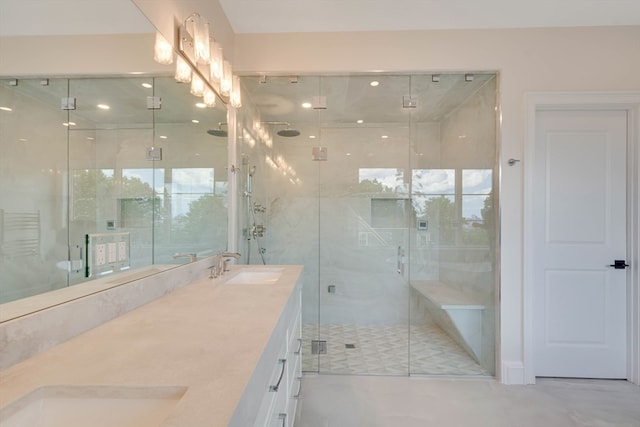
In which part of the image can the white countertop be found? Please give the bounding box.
[0,264,303,427]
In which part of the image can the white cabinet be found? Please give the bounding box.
[229,277,302,427]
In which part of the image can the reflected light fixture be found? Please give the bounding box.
[190,74,205,97]
[203,88,217,108]
[230,75,242,108]
[175,55,192,83]
[220,60,232,96]
[153,32,174,65]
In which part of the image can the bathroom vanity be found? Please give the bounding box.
[0,263,303,427]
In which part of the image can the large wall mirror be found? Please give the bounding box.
[0,3,229,317]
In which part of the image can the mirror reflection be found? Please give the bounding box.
[0,76,228,305]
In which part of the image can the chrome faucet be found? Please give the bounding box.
[173,253,197,262]
[217,252,241,275]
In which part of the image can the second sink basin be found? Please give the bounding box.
[224,267,284,284]
[0,385,186,427]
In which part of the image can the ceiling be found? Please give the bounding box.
[1,0,639,37]
[219,0,640,34]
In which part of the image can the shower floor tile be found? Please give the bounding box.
[302,322,489,376]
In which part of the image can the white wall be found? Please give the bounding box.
[232,25,640,383]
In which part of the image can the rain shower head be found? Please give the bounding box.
[277,128,301,137]
[261,121,301,138]
[207,122,228,137]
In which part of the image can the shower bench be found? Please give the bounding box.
[410,280,485,362]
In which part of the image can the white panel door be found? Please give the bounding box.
[533,110,628,379]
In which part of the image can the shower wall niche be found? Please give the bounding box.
[237,73,498,376]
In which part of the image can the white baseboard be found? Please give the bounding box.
[501,361,526,385]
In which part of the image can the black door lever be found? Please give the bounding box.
[609,260,629,269]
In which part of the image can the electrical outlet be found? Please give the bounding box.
[118,241,127,262]
[108,242,117,263]
[95,244,106,266]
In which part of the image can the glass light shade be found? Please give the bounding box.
[175,56,192,83]
[153,32,173,65]
[230,75,242,108]
[209,41,223,82]
[190,74,205,97]
[220,60,232,97]
[194,20,211,64]
[203,88,217,107]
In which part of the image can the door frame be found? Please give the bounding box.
[523,92,640,385]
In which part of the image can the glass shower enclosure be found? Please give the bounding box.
[238,73,498,376]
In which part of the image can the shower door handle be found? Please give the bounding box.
[397,246,405,275]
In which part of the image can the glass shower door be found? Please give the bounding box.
[316,75,412,375]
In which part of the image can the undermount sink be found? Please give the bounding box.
[0,385,186,427]
[224,267,284,285]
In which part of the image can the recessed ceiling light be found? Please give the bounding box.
[87,137,95,140]
[346,152,352,156]
[309,135,316,139]
[141,83,153,89]
[159,135,168,139]
[18,138,28,142]
[97,104,110,110]
[370,81,379,87]
[356,119,364,124]
[0,106,13,111]
[381,135,389,139]
[195,102,207,108]
[301,102,312,109]
[192,119,200,123]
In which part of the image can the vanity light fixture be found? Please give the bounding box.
[151,12,243,111]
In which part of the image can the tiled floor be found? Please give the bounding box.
[302,322,489,376]
[294,375,640,427]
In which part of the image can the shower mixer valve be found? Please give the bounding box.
[253,224,266,238]
[253,202,266,213]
